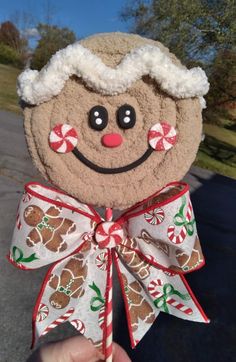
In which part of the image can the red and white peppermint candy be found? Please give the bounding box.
[96,251,108,270]
[70,319,85,334]
[36,303,49,322]
[22,192,32,203]
[148,122,177,151]
[49,124,78,153]
[95,222,124,249]
[144,208,165,225]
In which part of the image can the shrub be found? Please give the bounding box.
[0,42,22,67]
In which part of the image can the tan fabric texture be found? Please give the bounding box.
[23,32,203,209]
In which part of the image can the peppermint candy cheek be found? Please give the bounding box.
[49,124,78,153]
[148,122,177,151]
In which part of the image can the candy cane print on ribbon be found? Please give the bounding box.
[89,282,106,329]
[148,279,193,315]
[70,319,86,334]
[167,195,195,244]
[148,279,164,298]
[41,307,75,336]
[16,212,22,230]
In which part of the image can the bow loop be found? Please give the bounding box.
[119,183,202,273]
[8,182,100,269]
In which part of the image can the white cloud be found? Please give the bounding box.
[23,28,39,38]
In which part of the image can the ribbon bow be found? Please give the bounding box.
[8,181,209,361]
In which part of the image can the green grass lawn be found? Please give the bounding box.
[203,123,236,147]
[0,63,21,113]
[195,150,236,179]
[194,123,236,179]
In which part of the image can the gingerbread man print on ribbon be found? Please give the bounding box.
[24,204,76,252]
[49,253,88,309]
[121,274,156,332]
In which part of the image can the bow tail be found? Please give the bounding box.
[118,243,209,323]
[114,248,209,348]
[32,245,114,357]
[113,250,159,349]
[145,263,210,323]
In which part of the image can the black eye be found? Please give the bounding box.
[89,106,108,131]
[117,104,136,129]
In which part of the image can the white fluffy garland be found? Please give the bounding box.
[17,42,209,105]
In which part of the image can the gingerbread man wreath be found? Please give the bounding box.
[9,33,210,361]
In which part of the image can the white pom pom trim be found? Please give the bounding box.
[17,43,209,105]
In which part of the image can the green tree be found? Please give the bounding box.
[207,49,236,107]
[121,0,236,68]
[0,21,27,67]
[0,43,23,67]
[0,21,21,51]
[31,23,76,70]
[205,49,236,125]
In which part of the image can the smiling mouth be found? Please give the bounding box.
[72,147,153,174]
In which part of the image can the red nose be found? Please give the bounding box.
[102,133,123,148]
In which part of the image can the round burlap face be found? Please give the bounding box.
[23,33,202,209]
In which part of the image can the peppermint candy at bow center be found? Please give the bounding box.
[95,222,124,249]
[49,124,78,153]
[148,122,177,151]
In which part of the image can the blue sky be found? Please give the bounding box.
[0,0,129,39]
